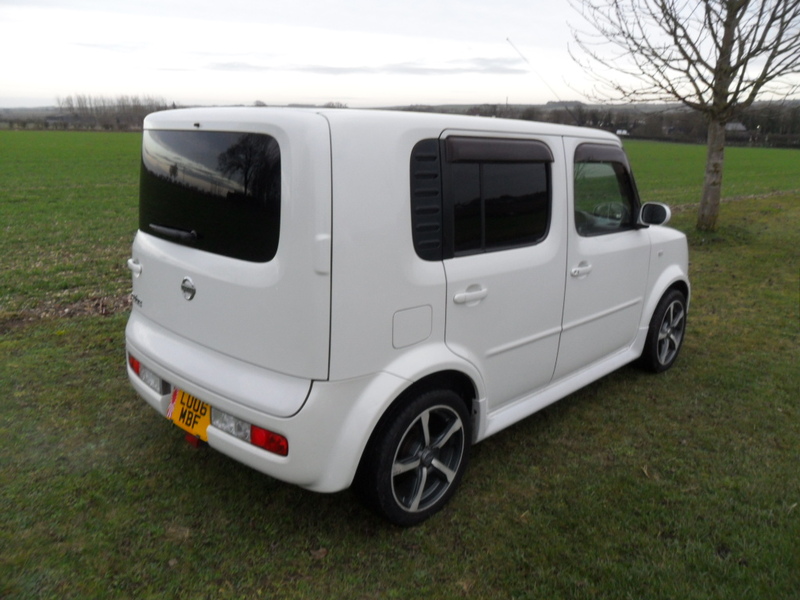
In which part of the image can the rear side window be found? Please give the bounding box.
[140,130,281,262]
[410,136,553,260]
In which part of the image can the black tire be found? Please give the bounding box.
[639,288,687,373]
[354,389,471,527]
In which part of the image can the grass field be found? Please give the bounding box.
[624,139,800,206]
[0,131,140,317]
[1,130,799,599]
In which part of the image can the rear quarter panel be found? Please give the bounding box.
[324,113,449,381]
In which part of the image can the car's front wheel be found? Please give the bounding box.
[355,389,471,527]
[640,288,687,373]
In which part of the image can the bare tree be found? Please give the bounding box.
[217,134,280,200]
[569,0,800,230]
[52,94,169,129]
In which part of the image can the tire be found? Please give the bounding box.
[639,288,687,373]
[355,389,471,527]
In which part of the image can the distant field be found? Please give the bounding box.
[1,130,799,599]
[0,131,140,316]
[623,139,800,206]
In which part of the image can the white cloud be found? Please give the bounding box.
[0,1,588,107]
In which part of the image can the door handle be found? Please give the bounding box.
[570,262,592,277]
[454,286,489,305]
[127,258,142,276]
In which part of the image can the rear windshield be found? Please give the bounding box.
[139,130,280,262]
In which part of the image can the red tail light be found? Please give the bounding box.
[251,426,288,456]
[129,355,141,375]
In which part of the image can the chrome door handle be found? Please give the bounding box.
[454,286,489,305]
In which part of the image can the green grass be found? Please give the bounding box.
[1,131,799,599]
[0,131,140,316]
[624,140,800,206]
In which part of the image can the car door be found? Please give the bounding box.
[440,133,568,411]
[554,139,650,379]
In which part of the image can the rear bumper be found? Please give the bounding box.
[126,312,410,492]
[126,311,312,419]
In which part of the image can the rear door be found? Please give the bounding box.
[441,134,568,411]
[131,111,332,380]
[554,139,650,378]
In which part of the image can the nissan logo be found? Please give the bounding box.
[180,277,196,301]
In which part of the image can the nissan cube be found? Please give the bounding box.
[126,108,689,526]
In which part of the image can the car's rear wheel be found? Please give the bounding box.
[640,288,687,373]
[355,389,471,526]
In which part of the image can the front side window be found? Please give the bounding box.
[573,144,638,236]
[140,130,281,262]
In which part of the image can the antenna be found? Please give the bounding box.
[506,37,580,125]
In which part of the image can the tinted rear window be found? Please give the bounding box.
[140,130,280,262]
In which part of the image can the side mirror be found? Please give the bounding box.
[638,202,671,226]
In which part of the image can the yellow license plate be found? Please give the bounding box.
[167,389,211,441]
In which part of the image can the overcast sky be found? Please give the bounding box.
[0,0,595,108]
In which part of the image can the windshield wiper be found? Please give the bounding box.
[149,224,199,243]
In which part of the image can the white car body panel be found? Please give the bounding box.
[130,110,332,383]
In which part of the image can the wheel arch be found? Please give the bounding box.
[642,267,690,329]
[638,284,688,372]
[668,279,690,305]
[352,369,478,524]
[391,370,477,422]
[355,369,478,478]
[650,278,690,322]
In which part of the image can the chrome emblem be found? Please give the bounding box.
[180,277,196,301]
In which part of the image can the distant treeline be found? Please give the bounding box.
[406,101,800,148]
[51,94,171,130]
[2,95,799,148]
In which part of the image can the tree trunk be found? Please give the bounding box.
[697,119,727,231]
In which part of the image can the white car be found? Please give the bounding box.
[126,108,689,526]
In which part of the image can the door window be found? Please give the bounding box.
[447,137,552,257]
[450,161,550,255]
[573,144,638,237]
[409,137,553,260]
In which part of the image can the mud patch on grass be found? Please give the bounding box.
[0,293,131,334]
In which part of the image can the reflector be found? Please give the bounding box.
[251,426,288,456]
